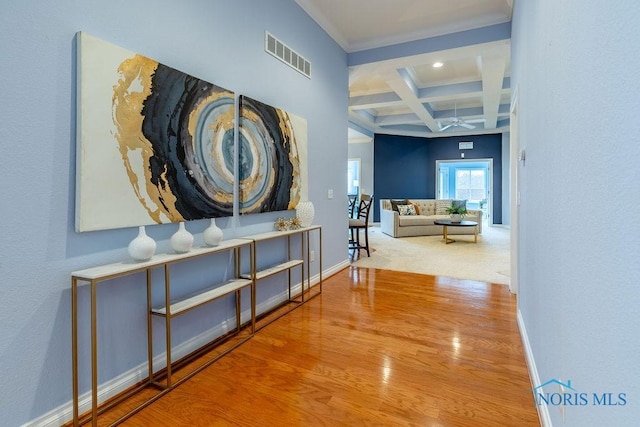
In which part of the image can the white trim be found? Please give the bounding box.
[435,158,493,219]
[509,85,520,295]
[327,259,350,277]
[517,309,551,427]
[23,264,339,427]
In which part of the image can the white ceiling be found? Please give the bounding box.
[295,0,513,140]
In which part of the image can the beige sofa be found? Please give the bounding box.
[380,199,482,238]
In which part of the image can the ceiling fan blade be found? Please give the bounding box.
[439,124,453,131]
[460,123,475,129]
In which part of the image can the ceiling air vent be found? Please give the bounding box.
[265,31,311,78]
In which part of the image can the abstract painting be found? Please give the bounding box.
[238,95,308,214]
[76,32,235,232]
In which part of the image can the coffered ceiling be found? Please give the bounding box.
[295,0,513,141]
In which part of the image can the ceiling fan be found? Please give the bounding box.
[438,102,476,131]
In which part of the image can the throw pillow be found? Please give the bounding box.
[452,199,467,210]
[435,199,452,215]
[408,201,420,215]
[397,204,416,216]
[390,199,408,212]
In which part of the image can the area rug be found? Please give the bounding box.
[351,223,511,285]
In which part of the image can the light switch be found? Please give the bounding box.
[328,189,333,199]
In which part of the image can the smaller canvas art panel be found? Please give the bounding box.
[76,32,235,232]
[238,95,308,214]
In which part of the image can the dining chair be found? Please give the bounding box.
[348,194,373,257]
[348,194,358,218]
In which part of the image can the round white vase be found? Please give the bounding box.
[296,201,315,228]
[128,226,156,261]
[203,218,223,247]
[171,222,194,253]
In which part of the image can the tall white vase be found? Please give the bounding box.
[128,226,156,261]
[171,222,194,253]
[203,218,223,247]
[296,201,315,227]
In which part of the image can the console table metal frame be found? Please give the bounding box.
[243,225,322,331]
[71,225,322,426]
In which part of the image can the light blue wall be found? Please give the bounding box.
[512,1,640,425]
[0,1,347,425]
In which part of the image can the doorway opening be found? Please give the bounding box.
[348,158,361,197]
[436,159,492,222]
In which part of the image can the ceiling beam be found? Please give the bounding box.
[479,55,506,129]
[349,92,402,110]
[419,81,483,101]
[382,68,440,132]
[349,80,508,113]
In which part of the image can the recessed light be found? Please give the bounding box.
[433,62,444,68]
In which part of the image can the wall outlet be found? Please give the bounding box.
[310,250,315,262]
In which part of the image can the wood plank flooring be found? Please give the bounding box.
[95,267,539,426]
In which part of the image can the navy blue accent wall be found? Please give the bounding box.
[373,133,503,223]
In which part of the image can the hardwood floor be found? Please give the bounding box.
[96,267,539,426]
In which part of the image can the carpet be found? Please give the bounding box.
[351,223,511,285]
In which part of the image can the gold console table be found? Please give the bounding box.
[71,225,322,426]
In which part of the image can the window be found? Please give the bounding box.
[455,169,486,201]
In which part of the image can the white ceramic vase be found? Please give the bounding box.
[170,222,194,253]
[203,218,223,247]
[128,226,156,261]
[451,214,462,223]
[296,201,315,228]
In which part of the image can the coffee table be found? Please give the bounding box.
[433,219,478,244]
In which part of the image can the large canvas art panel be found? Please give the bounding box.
[238,95,308,214]
[76,32,235,232]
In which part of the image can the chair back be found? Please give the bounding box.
[348,194,358,218]
[356,194,373,225]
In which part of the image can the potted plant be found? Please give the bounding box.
[445,205,467,223]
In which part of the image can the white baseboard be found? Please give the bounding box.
[517,309,551,427]
[491,224,510,229]
[326,259,350,276]
[23,265,335,427]
[24,315,241,427]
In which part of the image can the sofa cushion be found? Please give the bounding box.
[397,204,416,216]
[399,215,440,226]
